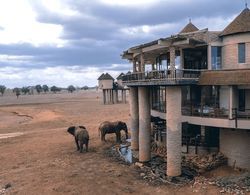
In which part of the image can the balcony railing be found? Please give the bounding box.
[182,105,229,118]
[183,106,250,120]
[232,108,250,119]
[122,69,201,82]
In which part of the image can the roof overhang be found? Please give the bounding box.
[199,69,250,85]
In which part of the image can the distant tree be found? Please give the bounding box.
[35,85,43,94]
[13,87,21,98]
[42,85,49,93]
[0,85,6,96]
[82,85,89,90]
[50,86,61,93]
[67,85,76,93]
[21,87,30,95]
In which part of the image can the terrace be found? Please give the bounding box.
[122,69,201,86]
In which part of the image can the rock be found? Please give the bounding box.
[135,162,143,168]
[4,183,11,189]
[140,173,146,177]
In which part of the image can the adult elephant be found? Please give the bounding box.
[99,121,128,143]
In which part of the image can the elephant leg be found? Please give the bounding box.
[101,132,106,142]
[75,137,80,150]
[85,140,89,152]
[79,141,83,153]
[116,131,121,143]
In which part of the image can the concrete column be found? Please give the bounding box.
[180,49,184,69]
[140,53,145,72]
[138,61,142,72]
[138,87,151,162]
[207,45,212,70]
[170,47,176,78]
[111,90,114,104]
[114,90,118,103]
[133,59,137,72]
[130,87,139,150]
[229,86,238,119]
[103,90,106,104]
[124,90,126,103]
[166,86,182,176]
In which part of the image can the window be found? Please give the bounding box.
[238,43,246,63]
[211,46,222,70]
[239,89,245,111]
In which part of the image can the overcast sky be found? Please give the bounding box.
[0,0,246,88]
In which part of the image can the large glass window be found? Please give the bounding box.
[211,46,222,70]
[238,43,246,63]
[151,86,166,113]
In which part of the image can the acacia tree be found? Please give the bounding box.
[42,85,49,93]
[13,88,21,98]
[21,87,30,95]
[82,85,89,90]
[50,86,61,93]
[35,85,43,94]
[67,85,76,93]
[0,85,6,96]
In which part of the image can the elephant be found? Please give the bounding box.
[98,121,128,143]
[67,126,89,153]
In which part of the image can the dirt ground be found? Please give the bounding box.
[0,90,243,194]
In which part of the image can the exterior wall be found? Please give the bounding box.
[98,80,113,89]
[222,33,250,69]
[220,128,250,170]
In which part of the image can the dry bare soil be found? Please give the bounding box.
[0,91,238,194]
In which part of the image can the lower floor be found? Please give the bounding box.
[129,85,250,176]
[151,117,250,170]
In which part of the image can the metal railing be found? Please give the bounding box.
[232,108,250,119]
[122,69,202,82]
[182,105,229,118]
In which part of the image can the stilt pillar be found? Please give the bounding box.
[166,86,182,176]
[138,87,151,162]
[130,87,139,150]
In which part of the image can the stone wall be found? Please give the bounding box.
[222,33,250,69]
[220,128,250,170]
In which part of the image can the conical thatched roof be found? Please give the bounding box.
[97,73,114,80]
[179,22,199,34]
[116,73,125,80]
[97,73,105,80]
[220,8,250,36]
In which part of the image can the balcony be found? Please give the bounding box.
[182,105,229,118]
[122,69,201,86]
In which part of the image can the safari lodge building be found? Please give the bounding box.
[122,8,250,176]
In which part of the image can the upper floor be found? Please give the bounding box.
[121,8,250,87]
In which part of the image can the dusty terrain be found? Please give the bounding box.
[0,91,245,194]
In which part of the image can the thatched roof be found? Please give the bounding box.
[220,8,250,36]
[199,69,250,85]
[179,22,199,34]
[116,73,125,80]
[97,73,114,80]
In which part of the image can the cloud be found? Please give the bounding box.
[0,65,131,88]
[0,0,246,87]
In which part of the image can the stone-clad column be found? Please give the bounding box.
[166,86,182,176]
[130,87,139,150]
[140,53,145,72]
[133,59,137,72]
[138,87,151,162]
[170,47,176,78]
